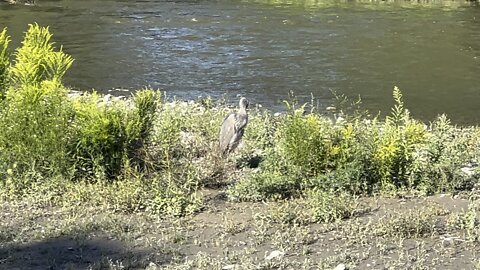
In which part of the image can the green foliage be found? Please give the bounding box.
[448,201,480,242]
[70,90,160,179]
[147,175,202,217]
[230,87,479,202]
[10,23,73,87]
[0,25,199,217]
[256,189,359,225]
[387,86,408,126]
[409,115,478,193]
[124,89,160,168]
[69,93,127,179]
[278,107,333,175]
[304,188,358,223]
[130,89,160,141]
[150,102,184,159]
[0,81,72,179]
[0,25,75,180]
[228,170,301,201]
[372,205,444,238]
[370,87,427,189]
[0,28,10,97]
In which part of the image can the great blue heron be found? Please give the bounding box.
[219,97,249,156]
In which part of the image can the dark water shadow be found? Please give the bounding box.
[0,233,171,269]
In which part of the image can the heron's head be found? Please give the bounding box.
[239,97,249,110]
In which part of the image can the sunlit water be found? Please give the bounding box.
[1,0,479,124]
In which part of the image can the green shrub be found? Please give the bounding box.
[0,25,74,180]
[124,89,160,169]
[0,28,10,97]
[0,81,72,179]
[70,89,159,179]
[69,93,127,179]
[409,115,478,193]
[372,87,428,189]
[230,87,478,202]
[305,188,358,223]
[277,105,335,176]
[0,25,160,183]
[10,23,73,87]
[129,89,159,142]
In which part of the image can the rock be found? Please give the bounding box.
[326,106,336,112]
[460,166,476,176]
[265,250,285,260]
[3,0,35,4]
[333,263,346,270]
[103,94,113,103]
[335,116,345,125]
[222,265,235,270]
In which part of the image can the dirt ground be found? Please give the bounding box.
[0,189,479,270]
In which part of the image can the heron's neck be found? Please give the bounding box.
[238,107,247,115]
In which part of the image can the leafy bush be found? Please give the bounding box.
[0,25,75,180]
[69,89,160,179]
[230,87,478,202]
[0,25,161,183]
[10,23,73,87]
[0,28,10,97]
[277,104,335,176]
[409,115,479,193]
[69,93,128,179]
[0,80,72,180]
[372,87,428,189]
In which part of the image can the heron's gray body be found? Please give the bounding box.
[219,98,249,155]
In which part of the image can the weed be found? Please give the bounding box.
[372,205,444,238]
[0,27,10,97]
[10,23,73,87]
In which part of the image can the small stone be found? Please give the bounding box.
[336,116,345,125]
[333,263,346,270]
[265,250,285,260]
[222,265,235,270]
[460,166,475,176]
[326,106,336,111]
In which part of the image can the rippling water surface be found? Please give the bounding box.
[1,0,479,123]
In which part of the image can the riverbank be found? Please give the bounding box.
[1,190,479,269]
[1,89,479,269]
[1,24,479,270]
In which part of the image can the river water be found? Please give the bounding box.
[1,0,479,124]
